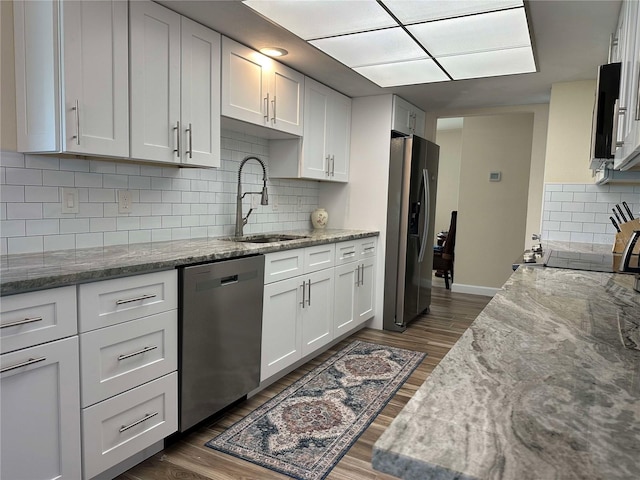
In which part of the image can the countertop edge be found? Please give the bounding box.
[1,230,379,296]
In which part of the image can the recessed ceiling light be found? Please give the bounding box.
[260,47,288,57]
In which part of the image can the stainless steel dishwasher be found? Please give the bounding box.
[179,255,264,432]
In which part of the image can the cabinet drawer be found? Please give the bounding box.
[304,243,335,273]
[264,248,305,284]
[335,241,358,265]
[82,372,177,480]
[358,237,377,259]
[1,286,77,353]
[78,270,177,332]
[80,310,177,407]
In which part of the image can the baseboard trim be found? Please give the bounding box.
[451,283,499,297]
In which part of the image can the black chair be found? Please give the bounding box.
[433,211,457,289]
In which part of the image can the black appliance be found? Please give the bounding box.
[590,62,621,169]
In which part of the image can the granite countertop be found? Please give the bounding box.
[373,266,640,480]
[0,229,378,296]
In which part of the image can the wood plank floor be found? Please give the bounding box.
[117,286,490,480]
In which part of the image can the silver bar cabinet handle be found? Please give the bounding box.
[300,282,306,308]
[119,412,158,433]
[116,293,157,306]
[173,121,180,158]
[1,316,43,329]
[307,279,311,306]
[360,264,364,286]
[1,356,46,374]
[264,93,270,122]
[185,123,193,159]
[355,265,360,287]
[271,96,276,123]
[331,155,335,176]
[326,155,331,176]
[72,100,80,145]
[117,345,158,361]
[636,71,640,121]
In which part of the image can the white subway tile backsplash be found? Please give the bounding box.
[25,186,59,203]
[1,220,26,237]
[43,234,75,251]
[0,130,319,254]
[7,203,42,220]
[542,183,639,244]
[8,236,42,254]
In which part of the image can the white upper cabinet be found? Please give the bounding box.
[14,0,129,156]
[130,1,221,168]
[613,0,640,170]
[222,37,304,136]
[392,95,426,137]
[269,77,351,182]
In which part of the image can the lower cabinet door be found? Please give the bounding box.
[301,269,334,356]
[356,258,376,324]
[82,372,178,479]
[261,276,303,381]
[1,336,81,480]
[333,262,357,337]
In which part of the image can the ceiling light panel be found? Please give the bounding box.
[408,8,531,57]
[355,58,450,87]
[382,0,523,24]
[438,46,536,79]
[243,0,396,40]
[310,28,428,67]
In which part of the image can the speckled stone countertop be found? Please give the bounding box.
[0,229,378,296]
[373,266,640,480]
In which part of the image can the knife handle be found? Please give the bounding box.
[622,201,634,220]
[610,216,621,232]
[616,204,628,223]
[613,208,622,224]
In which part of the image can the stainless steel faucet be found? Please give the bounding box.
[235,156,268,237]
[619,230,640,292]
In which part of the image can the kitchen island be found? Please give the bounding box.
[373,266,640,480]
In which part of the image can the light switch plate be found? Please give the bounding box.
[61,187,79,214]
[489,171,502,182]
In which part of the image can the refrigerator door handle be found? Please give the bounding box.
[418,169,430,263]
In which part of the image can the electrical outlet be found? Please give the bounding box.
[297,197,303,211]
[61,187,79,214]
[118,190,133,214]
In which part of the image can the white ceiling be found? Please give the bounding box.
[157,0,621,113]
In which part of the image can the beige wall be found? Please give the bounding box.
[433,104,549,255]
[1,0,17,151]
[433,128,462,236]
[544,80,596,183]
[455,113,534,290]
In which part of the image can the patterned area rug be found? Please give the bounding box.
[206,340,426,480]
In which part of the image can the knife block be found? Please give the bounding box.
[612,218,640,271]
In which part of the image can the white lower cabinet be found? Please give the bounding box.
[333,251,376,337]
[1,336,81,480]
[82,372,178,480]
[261,238,377,383]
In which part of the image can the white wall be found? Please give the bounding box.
[455,113,534,293]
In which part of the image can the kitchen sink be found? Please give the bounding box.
[220,234,310,244]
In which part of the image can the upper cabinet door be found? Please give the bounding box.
[392,95,425,137]
[270,63,304,136]
[221,37,269,126]
[327,90,351,182]
[14,0,129,156]
[302,79,331,180]
[221,36,304,135]
[130,1,181,164]
[63,0,129,157]
[180,18,221,168]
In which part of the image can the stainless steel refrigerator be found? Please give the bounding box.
[383,134,439,331]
